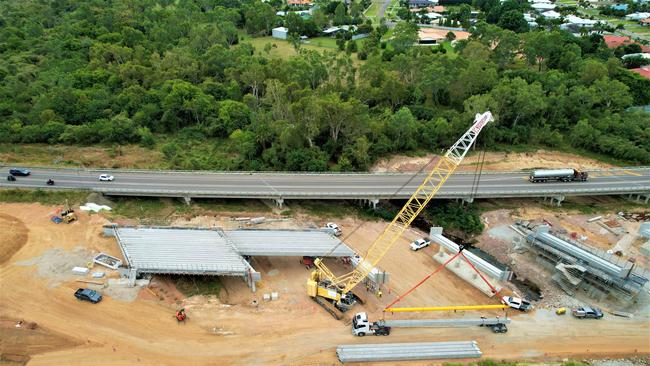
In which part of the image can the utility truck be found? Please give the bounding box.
[352,312,391,336]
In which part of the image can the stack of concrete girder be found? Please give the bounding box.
[429,227,513,281]
[336,341,482,363]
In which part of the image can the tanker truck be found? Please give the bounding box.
[529,169,588,183]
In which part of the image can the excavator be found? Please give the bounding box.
[307,112,495,319]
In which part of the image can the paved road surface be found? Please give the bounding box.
[1,167,649,200]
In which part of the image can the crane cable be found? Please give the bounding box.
[383,246,503,312]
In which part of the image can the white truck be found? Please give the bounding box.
[352,312,391,336]
[325,222,342,236]
[502,296,533,311]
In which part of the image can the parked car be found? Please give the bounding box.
[7,175,16,181]
[409,238,431,251]
[74,288,102,304]
[9,168,31,176]
[572,306,603,319]
[98,174,114,181]
[502,296,533,311]
[325,222,342,236]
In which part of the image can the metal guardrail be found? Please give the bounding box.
[2,163,649,176]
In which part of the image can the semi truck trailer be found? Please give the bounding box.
[529,169,588,183]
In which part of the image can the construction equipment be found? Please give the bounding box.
[175,308,187,323]
[60,199,77,223]
[307,112,494,316]
[352,312,391,336]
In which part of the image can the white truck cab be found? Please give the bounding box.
[352,312,390,336]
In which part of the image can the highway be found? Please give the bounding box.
[1,166,649,202]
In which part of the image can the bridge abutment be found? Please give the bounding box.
[626,193,650,205]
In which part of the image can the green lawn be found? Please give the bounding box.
[240,36,340,59]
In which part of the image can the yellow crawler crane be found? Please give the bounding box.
[307,111,495,318]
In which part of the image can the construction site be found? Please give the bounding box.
[1,113,650,365]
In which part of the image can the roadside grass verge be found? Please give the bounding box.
[0,189,88,205]
[167,275,222,297]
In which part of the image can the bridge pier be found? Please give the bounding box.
[543,195,565,207]
[626,193,650,205]
[456,197,474,205]
[182,196,192,205]
[368,199,379,209]
[274,198,284,208]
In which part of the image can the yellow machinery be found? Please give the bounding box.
[307,112,495,317]
[384,305,509,313]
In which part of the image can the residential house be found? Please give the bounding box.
[603,35,650,52]
[531,3,556,11]
[630,66,650,79]
[417,28,469,44]
[287,0,312,5]
[409,0,437,9]
[564,15,598,27]
[529,0,552,4]
[626,12,650,20]
[322,27,342,37]
[622,52,650,60]
[610,3,629,11]
[641,18,650,26]
[541,10,562,19]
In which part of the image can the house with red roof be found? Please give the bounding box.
[630,66,650,79]
[603,35,650,52]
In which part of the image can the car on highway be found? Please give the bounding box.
[325,222,342,236]
[502,296,533,311]
[99,174,114,181]
[74,288,102,304]
[409,238,431,251]
[9,168,31,176]
[572,306,603,319]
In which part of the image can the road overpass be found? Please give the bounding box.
[1,166,649,206]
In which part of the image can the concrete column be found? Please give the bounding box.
[275,198,284,208]
[369,199,379,209]
[462,197,474,204]
[183,196,191,205]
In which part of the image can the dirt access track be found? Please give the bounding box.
[1,203,649,365]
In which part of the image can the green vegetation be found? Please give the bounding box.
[0,189,88,205]
[168,275,222,297]
[1,0,649,174]
[426,202,484,236]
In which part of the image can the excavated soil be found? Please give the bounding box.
[0,214,28,265]
[0,203,648,365]
[372,150,616,173]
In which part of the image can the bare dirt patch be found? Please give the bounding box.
[0,318,83,365]
[372,150,617,173]
[0,214,28,265]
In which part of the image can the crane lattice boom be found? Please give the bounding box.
[314,112,494,295]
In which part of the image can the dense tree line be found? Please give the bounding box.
[1,0,649,171]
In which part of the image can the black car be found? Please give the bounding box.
[74,288,103,303]
[7,175,16,181]
[9,168,31,176]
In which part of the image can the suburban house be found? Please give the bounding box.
[417,28,469,45]
[531,2,556,11]
[622,53,650,61]
[541,10,561,19]
[610,3,629,11]
[603,35,650,52]
[564,15,599,27]
[409,0,437,9]
[272,27,289,40]
[287,0,312,5]
[641,18,650,26]
[630,66,650,79]
[626,12,650,20]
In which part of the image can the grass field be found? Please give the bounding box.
[240,35,341,59]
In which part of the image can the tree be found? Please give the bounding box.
[490,77,546,128]
[244,2,276,36]
[498,10,528,33]
[390,22,418,54]
[334,3,347,25]
[446,31,456,42]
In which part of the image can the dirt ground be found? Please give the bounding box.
[372,150,616,173]
[1,203,649,366]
